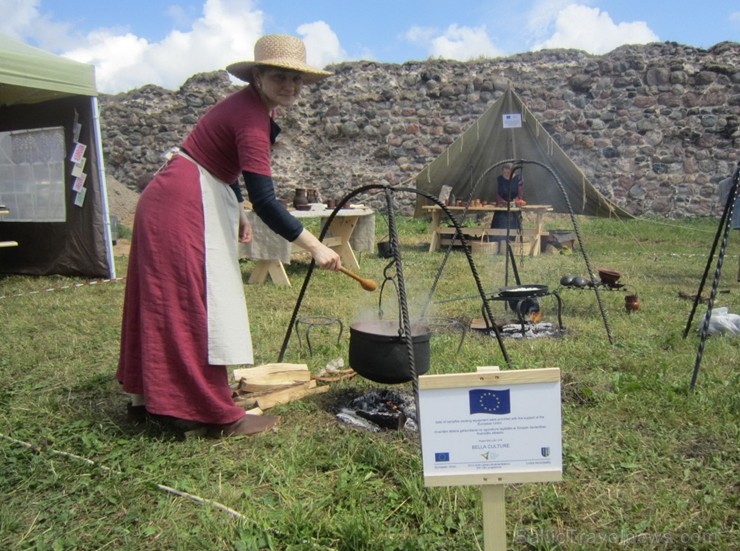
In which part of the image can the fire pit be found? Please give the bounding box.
[499,320,562,339]
[335,389,417,432]
[482,284,564,337]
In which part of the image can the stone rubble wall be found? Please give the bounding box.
[99,41,740,218]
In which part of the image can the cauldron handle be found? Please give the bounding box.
[378,260,400,321]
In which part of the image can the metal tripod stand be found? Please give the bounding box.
[683,161,740,390]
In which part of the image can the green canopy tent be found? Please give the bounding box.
[0,34,115,278]
[414,87,632,219]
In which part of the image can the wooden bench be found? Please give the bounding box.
[436,227,541,256]
[422,204,553,256]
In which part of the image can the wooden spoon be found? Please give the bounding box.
[339,267,377,292]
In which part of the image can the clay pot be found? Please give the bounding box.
[625,294,640,313]
[293,188,309,210]
[598,268,621,285]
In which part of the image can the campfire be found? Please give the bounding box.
[471,312,564,339]
[335,389,417,432]
[497,320,562,339]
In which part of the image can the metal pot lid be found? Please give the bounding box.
[498,284,549,298]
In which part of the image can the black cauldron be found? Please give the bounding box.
[349,320,431,384]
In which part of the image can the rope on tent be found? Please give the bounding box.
[580,173,588,213]
[0,277,126,300]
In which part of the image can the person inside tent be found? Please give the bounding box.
[488,163,524,252]
[117,34,340,438]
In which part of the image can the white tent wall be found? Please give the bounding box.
[414,88,632,220]
[0,34,114,279]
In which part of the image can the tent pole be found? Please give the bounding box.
[91,96,116,280]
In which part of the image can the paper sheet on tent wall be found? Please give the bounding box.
[72,172,87,192]
[72,122,82,143]
[71,157,86,177]
[74,186,87,207]
[70,142,86,163]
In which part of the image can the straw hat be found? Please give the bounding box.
[227,34,332,84]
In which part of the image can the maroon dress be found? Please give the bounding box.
[117,86,274,425]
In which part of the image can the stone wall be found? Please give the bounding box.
[99,40,740,218]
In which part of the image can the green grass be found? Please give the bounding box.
[1,215,738,550]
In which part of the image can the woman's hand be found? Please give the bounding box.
[293,229,341,270]
[311,243,341,270]
[238,209,252,243]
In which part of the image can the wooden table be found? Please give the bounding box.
[422,204,553,256]
[239,207,375,286]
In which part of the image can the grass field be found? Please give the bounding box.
[1,214,738,550]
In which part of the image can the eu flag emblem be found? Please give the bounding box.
[469,388,511,415]
[435,452,450,462]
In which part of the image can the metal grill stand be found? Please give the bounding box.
[295,315,344,356]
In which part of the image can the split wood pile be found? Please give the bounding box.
[231,362,356,412]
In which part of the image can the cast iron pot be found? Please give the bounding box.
[349,320,431,384]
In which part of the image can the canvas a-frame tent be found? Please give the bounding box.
[0,34,115,279]
[414,87,631,219]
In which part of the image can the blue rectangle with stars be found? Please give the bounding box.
[434,452,450,462]
[469,388,511,415]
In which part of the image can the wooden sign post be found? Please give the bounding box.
[418,366,562,551]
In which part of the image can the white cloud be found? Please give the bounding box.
[8,0,346,94]
[532,4,659,54]
[0,0,74,49]
[0,0,41,37]
[525,0,590,43]
[404,26,437,46]
[164,5,195,30]
[296,21,346,68]
[64,0,266,93]
[405,23,504,60]
[63,31,154,93]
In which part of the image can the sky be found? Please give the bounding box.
[2,0,738,94]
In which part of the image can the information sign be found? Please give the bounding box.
[419,368,561,487]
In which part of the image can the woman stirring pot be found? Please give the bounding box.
[117,35,340,437]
